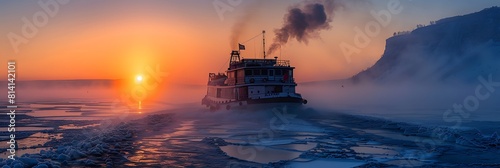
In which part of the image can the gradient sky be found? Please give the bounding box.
[1,0,499,84]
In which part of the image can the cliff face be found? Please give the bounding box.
[352,7,500,84]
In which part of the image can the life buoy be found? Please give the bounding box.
[250,78,255,83]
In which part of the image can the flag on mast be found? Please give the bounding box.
[238,43,245,50]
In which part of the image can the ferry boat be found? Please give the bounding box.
[201,31,307,111]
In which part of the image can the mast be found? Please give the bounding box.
[262,30,266,59]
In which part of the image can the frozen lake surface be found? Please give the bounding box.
[0,99,499,167]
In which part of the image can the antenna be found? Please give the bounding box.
[239,31,267,59]
[262,30,266,59]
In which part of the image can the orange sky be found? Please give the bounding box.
[1,0,497,84]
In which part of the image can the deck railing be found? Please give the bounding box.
[275,60,290,67]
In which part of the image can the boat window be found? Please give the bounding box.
[245,70,252,76]
[275,69,282,76]
[254,69,261,76]
[269,70,274,76]
[262,69,268,75]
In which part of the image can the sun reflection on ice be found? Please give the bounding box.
[138,101,143,114]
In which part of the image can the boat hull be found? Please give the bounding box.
[247,97,304,104]
[202,96,306,111]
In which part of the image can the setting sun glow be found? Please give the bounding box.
[136,75,143,82]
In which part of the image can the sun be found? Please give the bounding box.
[136,75,143,82]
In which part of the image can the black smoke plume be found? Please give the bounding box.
[268,0,337,55]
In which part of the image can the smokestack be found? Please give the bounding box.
[268,0,337,55]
